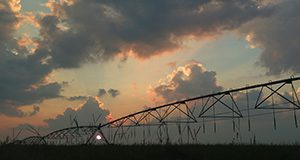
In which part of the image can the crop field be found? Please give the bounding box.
[0,144,300,160]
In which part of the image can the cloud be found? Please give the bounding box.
[64,87,121,103]
[239,0,300,75]
[8,0,21,14]
[0,1,18,47]
[107,89,120,98]
[38,0,271,68]
[152,61,222,102]
[98,89,107,98]
[0,0,294,117]
[0,0,274,116]
[28,105,40,116]
[68,96,88,101]
[12,96,111,138]
[0,2,63,117]
[0,49,63,116]
[98,88,120,98]
[40,0,300,76]
[44,97,111,131]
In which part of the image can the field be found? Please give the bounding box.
[0,144,300,160]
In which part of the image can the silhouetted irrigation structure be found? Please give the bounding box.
[12,76,300,145]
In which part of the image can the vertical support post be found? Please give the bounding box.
[186,104,190,144]
[271,84,277,130]
[232,101,236,132]
[294,107,298,128]
[120,126,124,144]
[187,125,192,144]
[179,110,182,144]
[203,118,205,134]
[202,98,205,134]
[134,125,136,143]
[109,126,112,143]
[147,115,150,136]
[246,89,251,131]
[177,121,182,144]
[213,99,216,133]
[143,125,145,145]
[292,90,298,128]
[158,125,163,144]
[130,126,133,139]
[165,123,170,144]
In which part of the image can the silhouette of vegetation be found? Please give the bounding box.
[0,144,299,160]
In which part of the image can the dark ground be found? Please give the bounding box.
[0,144,300,160]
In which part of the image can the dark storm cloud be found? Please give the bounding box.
[240,0,300,75]
[98,89,107,98]
[44,97,110,131]
[107,89,120,98]
[0,0,294,117]
[98,88,120,98]
[0,2,63,117]
[13,97,111,138]
[0,47,63,116]
[68,95,88,101]
[0,1,18,47]
[40,0,271,68]
[153,61,223,102]
[43,0,300,76]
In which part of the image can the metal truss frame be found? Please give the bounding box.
[15,76,300,145]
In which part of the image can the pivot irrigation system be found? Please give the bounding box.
[12,76,300,145]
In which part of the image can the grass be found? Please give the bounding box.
[0,144,300,160]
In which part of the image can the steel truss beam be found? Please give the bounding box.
[15,76,300,145]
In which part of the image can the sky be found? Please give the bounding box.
[0,0,300,143]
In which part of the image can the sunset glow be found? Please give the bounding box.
[0,0,299,145]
